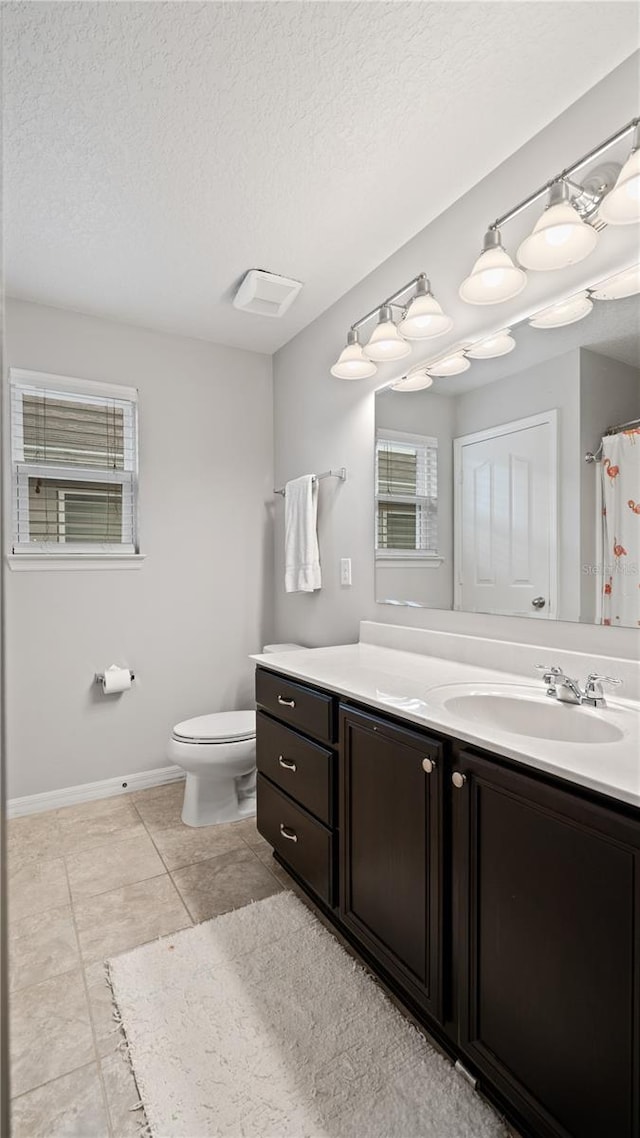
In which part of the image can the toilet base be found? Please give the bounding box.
[181,771,256,828]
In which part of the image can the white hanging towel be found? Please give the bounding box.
[284,475,322,593]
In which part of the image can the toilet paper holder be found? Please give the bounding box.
[94,670,135,684]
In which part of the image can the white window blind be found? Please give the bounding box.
[10,370,139,556]
[375,429,438,556]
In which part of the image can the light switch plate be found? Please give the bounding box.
[340,558,352,586]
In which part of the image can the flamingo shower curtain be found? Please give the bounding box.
[600,427,640,627]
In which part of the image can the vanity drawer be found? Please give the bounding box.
[256,668,336,744]
[257,774,335,907]
[256,711,334,825]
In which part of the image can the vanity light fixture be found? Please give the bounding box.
[427,352,470,377]
[591,263,640,300]
[330,273,444,377]
[398,277,453,340]
[598,123,640,225]
[517,182,599,271]
[529,290,593,329]
[466,329,516,358]
[459,228,527,305]
[390,367,435,392]
[364,306,411,362]
[330,329,378,379]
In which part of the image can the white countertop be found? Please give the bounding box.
[251,643,640,810]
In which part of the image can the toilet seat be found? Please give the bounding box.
[172,710,256,745]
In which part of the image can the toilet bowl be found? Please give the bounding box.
[168,643,303,827]
[168,711,258,827]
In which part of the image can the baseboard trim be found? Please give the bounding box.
[7,765,184,818]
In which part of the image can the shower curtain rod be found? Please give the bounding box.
[584,418,640,463]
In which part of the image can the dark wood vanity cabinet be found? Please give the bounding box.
[453,746,640,1138]
[255,669,339,907]
[255,666,640,1138]
[339,706,443,1021]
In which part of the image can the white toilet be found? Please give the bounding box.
[168,644,303,827]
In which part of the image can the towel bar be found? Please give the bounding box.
[274,467,347,496]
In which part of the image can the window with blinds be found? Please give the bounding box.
[375,429,438,557]
[10,370,138,556]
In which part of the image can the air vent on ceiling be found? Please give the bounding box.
[233,269,303,318]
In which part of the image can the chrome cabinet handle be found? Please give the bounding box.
[279,823,298,842]
[277,695,296,708]
[532,596,546,609]
[422,757,436,774]
[452,771,467,789]
[278,755,297,772]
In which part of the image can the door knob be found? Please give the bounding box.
[452,771,466,789]
[422,757,436,774]
[531,596,546,609]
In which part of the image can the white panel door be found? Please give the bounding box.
[454,412,557,617]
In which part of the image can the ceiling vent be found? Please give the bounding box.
[233,269,303,318]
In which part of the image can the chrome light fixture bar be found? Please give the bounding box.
[460,117,639,305]
[330,272,452,377]
[491,117,639,232]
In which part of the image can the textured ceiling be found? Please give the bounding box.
[4,2,639,354]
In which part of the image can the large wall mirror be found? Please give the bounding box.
[374,294,639,627]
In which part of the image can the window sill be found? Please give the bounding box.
[376,554,443,569]
[6,553,146,572]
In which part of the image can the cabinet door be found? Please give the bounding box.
[340,706,443,1020]
[453,748,640,1138]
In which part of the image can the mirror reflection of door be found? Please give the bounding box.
[454,412,558,618]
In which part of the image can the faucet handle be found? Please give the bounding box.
[535,664,563,683]
[585,673,622,691]
[535,664,564,695]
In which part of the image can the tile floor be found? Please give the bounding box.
[8,780,523,1138]
[7,781,287,1137]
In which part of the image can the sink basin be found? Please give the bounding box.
[426,683,627,744]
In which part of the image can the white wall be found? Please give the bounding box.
[4,300,273,798]
[272,54,640,660]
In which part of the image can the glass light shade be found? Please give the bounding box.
[529,291,593,329]
[591,264,640,300]
[398,291,452,340]
[428,352,470,377]
[364,306,411,362]
[330,331,377,379]
[517,185,598,271]
[391,372,434,392]
[466,330,516,359]
[598,148,640,225]
[459,231,527,305]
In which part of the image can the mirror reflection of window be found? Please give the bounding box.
[375,431,439,558]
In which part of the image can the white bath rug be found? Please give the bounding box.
[108,891,509,1138]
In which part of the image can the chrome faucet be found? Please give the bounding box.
[536,665,622,708]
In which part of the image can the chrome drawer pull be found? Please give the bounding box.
[422,757,436,774]
[278,755,297,772]
[280,823,298,842]
[277,695,296,708]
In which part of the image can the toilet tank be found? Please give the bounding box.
[262,643,304,654]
